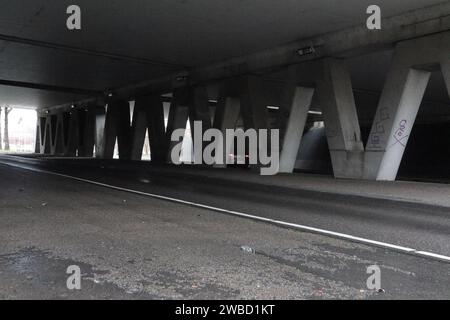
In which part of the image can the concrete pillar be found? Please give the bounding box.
[213,81,241,166]
[316,58,365,179]
[49,113,66,155]
[77,107,100,157]
[35,115,43,153]
[239,76,269,131]
[441,56,450,98]
[365,51,431,181]
[166,88,190,163]
[96,100,131,159]
[95,110,106,158]
[188,86,212,163]
[278,84,315,173]
[131,95,167,163]
[148,96,168,164]
[131,97,149,161]
[34,121,40,154]
[63,110,79,157]
[239,76,271,169]
[35,115,50,154]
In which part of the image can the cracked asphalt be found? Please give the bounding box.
[0,159,449,299]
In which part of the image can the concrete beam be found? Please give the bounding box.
[46,3,450,112]
[194,3,450,84]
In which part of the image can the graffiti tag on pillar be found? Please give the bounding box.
[369,107,390,148]
[391,119,409,148]
[366,5,381,30]
[66,5,81,30]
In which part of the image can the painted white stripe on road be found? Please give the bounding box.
[2,159,450,264]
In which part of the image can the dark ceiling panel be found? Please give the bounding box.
[0,0,448,109]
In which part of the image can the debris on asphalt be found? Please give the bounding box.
[240,245,255,254]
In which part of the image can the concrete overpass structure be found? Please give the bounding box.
[1,0,450,180]
[2,1,450,300]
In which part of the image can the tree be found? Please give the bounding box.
[4,105,12,151]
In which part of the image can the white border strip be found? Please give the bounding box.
[2,159,450,263]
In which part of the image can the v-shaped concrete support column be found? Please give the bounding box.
[36,115,50,154]
[49,113,65,155]
[316,58,365,178]
[166,88,190,163]
[188,86,212,164]
[364,45,432,180]
[441,41,450,101]
[96,100,131,159]
[213,82,241,166]
[131,95,167,163]
[278,80,315,173]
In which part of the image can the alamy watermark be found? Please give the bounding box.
[366,265,381,291]
[170,121,279,176]
[66,265,81,290]
[366,5,381,30]
[66,5,81,30]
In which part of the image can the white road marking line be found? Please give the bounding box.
[2,159,450,263]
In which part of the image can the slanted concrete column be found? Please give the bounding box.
[48,114,57,155]
[34,120,40,154]
[239,76,269,131]
[364,50,431,180]
[213,81,241,166]
[63,110,80,157]
[131,95,167,163]
[131,97,150,161]
[48,113,66,155]
[96,100,131,159]
[95,109,106,158]
[240,76,271,170]
[35,115,50,154]
[443,59,450,98]
[148,96,168,163]
[77,107,101,157]
[166,88,190,163]
[441,55,450,99]
[278,83,315,173]
[188,86,212,163]
[316,58,365,179]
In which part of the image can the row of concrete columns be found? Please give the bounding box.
[277,32,450,180]
[36,32,450,181]
[36,107,99,157]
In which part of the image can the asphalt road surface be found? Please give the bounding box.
[0,154,449,299]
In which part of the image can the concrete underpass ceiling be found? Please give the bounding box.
[0,0,449,109]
